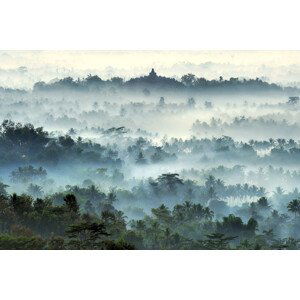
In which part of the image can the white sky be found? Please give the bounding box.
[1,50,300,69]
[1,51,300,88]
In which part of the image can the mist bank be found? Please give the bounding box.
[1,66,300,249]
[2,51,300,89]
[0,69,299,97]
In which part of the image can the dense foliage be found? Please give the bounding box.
[1,187,300,249]
[31,70,299,95]
[1,71,300,250]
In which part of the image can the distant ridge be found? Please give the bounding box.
[0,69,299,96]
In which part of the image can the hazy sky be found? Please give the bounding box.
[1,51,300,88]
[1,50,300,68]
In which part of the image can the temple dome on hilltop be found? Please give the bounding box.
[148,68,157,78]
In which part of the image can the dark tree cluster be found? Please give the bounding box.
[30,69,299,95]
[0,120,122,167]
[0,184,300,249]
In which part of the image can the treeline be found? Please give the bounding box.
[1,189,300,249]
[4,120,300,170]
[0,120,122,167]
[27,69,300,95]
[192,116,300,140]
[162,135,300,166]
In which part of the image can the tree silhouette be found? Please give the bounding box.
[0,182,9,197]
[157,173,183,193]
[287,199,300,217]
[66,221,109,249]
[64,194,79,214]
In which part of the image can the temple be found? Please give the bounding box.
[148,68,157,78]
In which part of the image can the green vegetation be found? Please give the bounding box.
[1,185,300,249]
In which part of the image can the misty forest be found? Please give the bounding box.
[2,63,300,250]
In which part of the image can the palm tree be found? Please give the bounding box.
[0,182,9,197]
[150,221,161,249]
[287,199,300,217]
[157,173,184,193]
[27,183,43,198]
[151,204,172,224]
[203,207,214,220]
[274,186,284,197]
[203,233,236,250]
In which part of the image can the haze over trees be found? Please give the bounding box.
[0,69,300,249]
[31,69,299,96]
